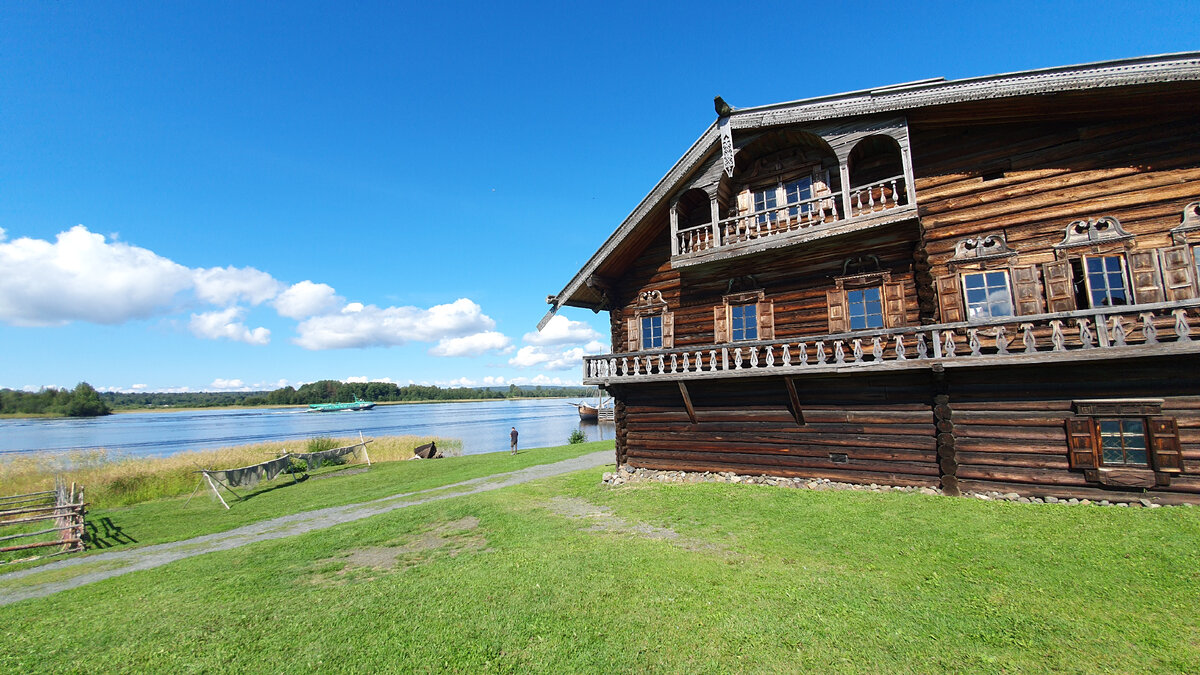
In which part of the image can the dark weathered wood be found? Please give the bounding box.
[678,382,697,424]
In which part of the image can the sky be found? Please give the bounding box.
[2,1,1197,393]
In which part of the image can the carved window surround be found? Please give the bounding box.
[1170,201,1200,245]
[948,233,1016,269]
[1066,399,1182,488]
[626,290,673,352]
[1054,216,1134,250]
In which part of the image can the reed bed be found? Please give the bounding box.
[0,436,460,509]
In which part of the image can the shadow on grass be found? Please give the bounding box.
[84,517,137,550]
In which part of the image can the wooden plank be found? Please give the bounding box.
[678,382,697,424]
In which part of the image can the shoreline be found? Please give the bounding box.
[1,396,589,420]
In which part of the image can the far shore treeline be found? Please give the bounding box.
[1,380,601,417]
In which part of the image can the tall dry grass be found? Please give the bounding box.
[0,436,460,509]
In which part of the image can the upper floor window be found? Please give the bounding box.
[730,303,758,341]
[784,177,813,217]
[962,271,1014,320]
[846,287,884,330]
[640,315,663,350]
[1079,255,1130,307]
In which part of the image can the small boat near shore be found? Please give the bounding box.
[307,395,376,413]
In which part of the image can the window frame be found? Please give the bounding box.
[1096,417,1150,468]
[729,302,758,341]
[1080,254,1131,308]
[960,269,1016,321]
[640,314,663,350]
[740,166,830,222]
[845,285,885,331]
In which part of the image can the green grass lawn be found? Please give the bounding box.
[2,458,1198,673]
[4,441,610,571]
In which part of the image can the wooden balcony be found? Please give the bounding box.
[583,299,1200,386]
[672,175,915,267]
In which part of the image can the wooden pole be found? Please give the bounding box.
[359,431,371,467]
[203,473,230,510]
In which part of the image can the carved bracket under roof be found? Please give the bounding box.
[1054,216,1134,249]
[719,117,735,178]
[949,233,1016,266]
[1170,201,1200,244]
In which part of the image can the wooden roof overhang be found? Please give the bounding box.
[541,51,1200,329]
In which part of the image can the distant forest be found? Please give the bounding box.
[0,383,111,417]
[95,381,601,410]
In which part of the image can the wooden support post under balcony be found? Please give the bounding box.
[784,377,805,425]
[678,381,697,424]
[710,197,722,247]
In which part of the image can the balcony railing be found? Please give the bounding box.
[849,174,907,218]
[583,299,1200,385]
[673,175,913,260]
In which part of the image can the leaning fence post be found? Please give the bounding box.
[359,431,371,467]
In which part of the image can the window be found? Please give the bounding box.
[753,187,778,225]
[846,287,884,330]
[1081,255,1130,307]
[1097,419,1148,467]
[784,177,813,217]
[640,315,663,350]
[1066,400,1184,484]
[962,271,1014,320]
[1194,244,1200,286]
[730,303,758,341]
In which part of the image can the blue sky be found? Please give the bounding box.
[2,1,1197,393]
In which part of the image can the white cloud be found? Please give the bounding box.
[509,345,552,368]
[192,266,282,306]
[131,384,148,390]
[522,315,603,346]
[273,281,342,319]
[429,331,513,357]
[0,227,6,241]
[345,376,394,384]
[482,376,507,386]
[508,375,576,386]
[0,225,193,326]
[189,307,271,345]
[439,377,478,388]
[293,298,496,350]
[509,345,587,370]
[209,378,249,391]
[252,379,291,390]
[583,340,608,354]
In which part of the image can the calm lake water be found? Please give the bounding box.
[0,398,613,459]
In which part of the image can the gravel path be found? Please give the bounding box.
[0,450,611,607]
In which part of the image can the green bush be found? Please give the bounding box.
[305,436,339,453]
[567,429,586,445]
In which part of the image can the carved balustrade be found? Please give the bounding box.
[583,299,1200,385]
[849,174,907,218]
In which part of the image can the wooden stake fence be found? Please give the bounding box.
[0,477,86,564]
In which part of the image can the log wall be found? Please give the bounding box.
[620,372,940,488]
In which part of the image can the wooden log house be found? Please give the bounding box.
[543,53,1200,502]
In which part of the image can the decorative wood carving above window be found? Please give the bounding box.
[1169,201,1200,244]
[1054,216,1134,249]
[1073,399,1164,417]
[635,290,667,309]
[949,233,1015,265]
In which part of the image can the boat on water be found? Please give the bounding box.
[573,398,613,421]
[307,395,376,412]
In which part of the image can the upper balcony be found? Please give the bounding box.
[582,299,1200,386]
[669,118,918,268]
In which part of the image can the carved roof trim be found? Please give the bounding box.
[1170,201,1200,243]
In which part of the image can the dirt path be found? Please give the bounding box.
[0,450,611,607]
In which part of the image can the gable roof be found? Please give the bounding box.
[540,51,1200,328]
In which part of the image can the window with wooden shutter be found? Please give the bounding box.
[882,281,906,328]
[826,289,847,333]
[1160,245,1197,300]
[626,317,639,352]
[1010,265,1044,315]
[661,312,674,349]
[1147,417,1184,473]
[1065,418,1098,470]
[1127,250,1165,304]
[757,300,774,340]
[935,275,965,323]
[1043,260,1077,313]
[713,305,728,343]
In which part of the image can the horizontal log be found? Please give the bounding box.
[0,525,77,543]
[0,503,82,519]
[955,479,1200,504]
[955,451,1070,470]
[626,431,935,452]
[625,447,938,474]
[0,537,82,554]
[626,420,934,437]
[956,465,1091,487]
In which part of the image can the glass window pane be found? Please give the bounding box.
[1125,450,1148,466]
[1086,257,1104,274]
[985,271,1006,286]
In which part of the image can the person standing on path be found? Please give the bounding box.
[510,426,518,455]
